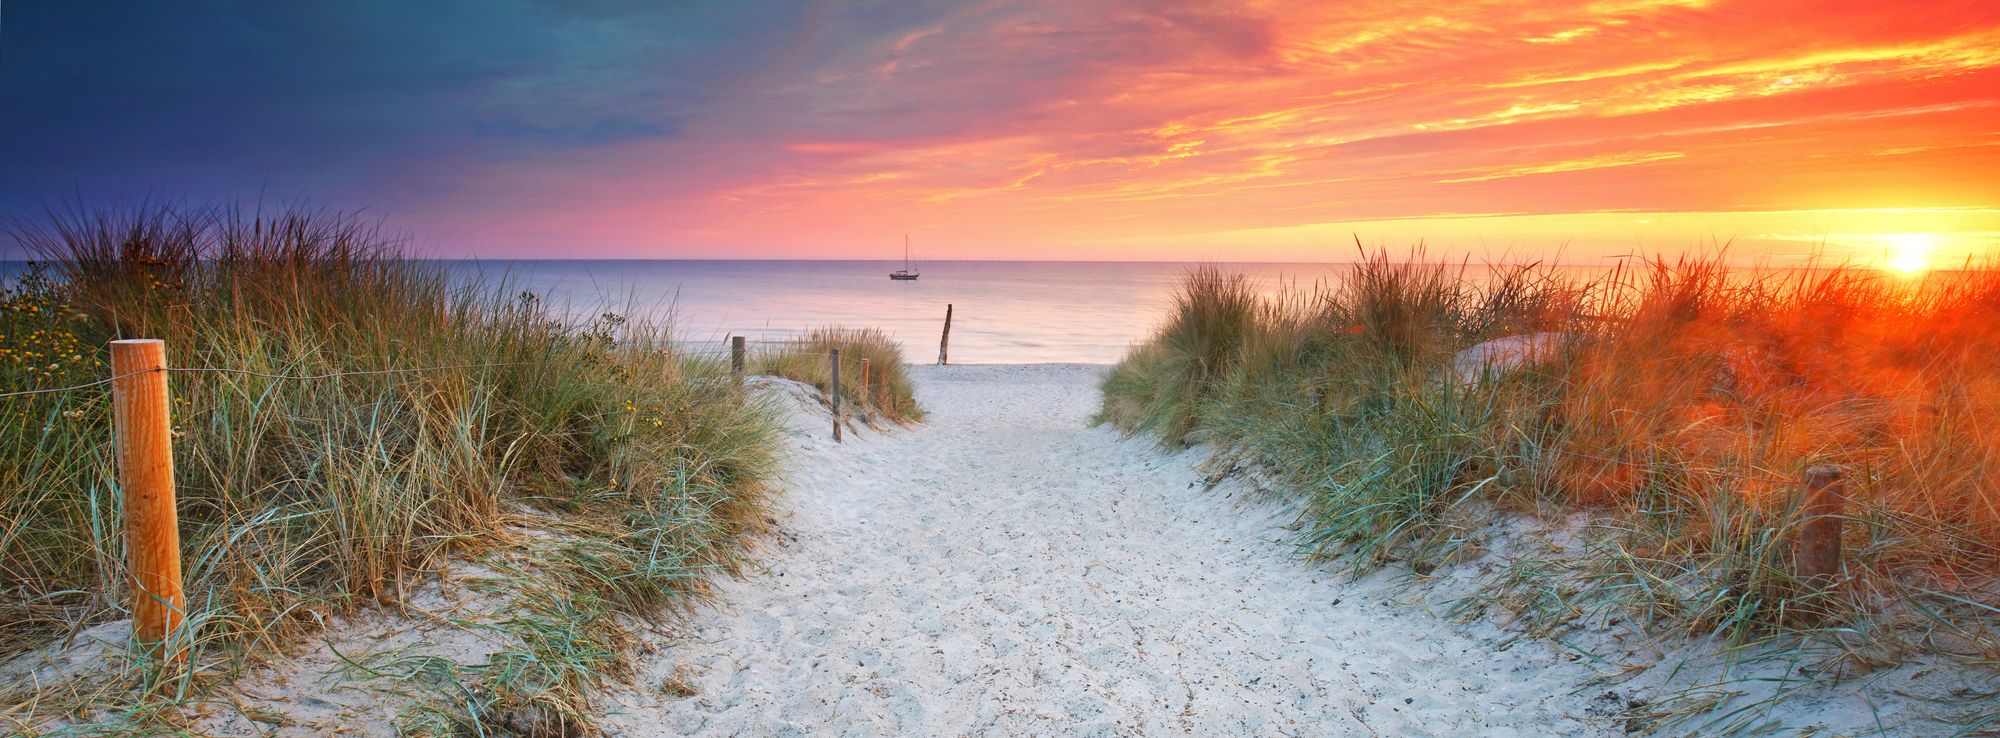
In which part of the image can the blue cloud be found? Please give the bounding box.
[0,0,815,217]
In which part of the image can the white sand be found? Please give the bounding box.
[19,363,1965,736]
[605,365,1608,736]
[1452,332,1567,385]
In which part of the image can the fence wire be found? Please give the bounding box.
[6,346,1991,555]
[0,346,855,400]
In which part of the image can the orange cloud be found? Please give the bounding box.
[411,0,2000,260]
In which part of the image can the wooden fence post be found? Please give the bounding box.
[938,303,952,365]
[110,339,186,665]
[859,358,871,421]
[1797,464,1846,590]
[730,336,746,379]
[830,348,843,443]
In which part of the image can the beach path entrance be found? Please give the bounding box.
[613,364,1606,736]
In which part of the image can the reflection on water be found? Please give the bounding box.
[450,260,1337,364]
[10,258,1949,365]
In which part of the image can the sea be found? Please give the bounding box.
[448,260,1338,364]
[6,259,1915,364]
[2,259,1351,364]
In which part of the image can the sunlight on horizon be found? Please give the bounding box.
[1886,233,1936,275]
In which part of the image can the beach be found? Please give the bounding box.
[616,364,1609,736]
[9,4,1998,732]
[46,361,1961,736]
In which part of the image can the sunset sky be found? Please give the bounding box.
[3,1,1997,264]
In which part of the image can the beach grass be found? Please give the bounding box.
[0,202,783,733]
[754,327,924,425]
[1099,250,2000,677]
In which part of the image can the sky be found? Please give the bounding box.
[2,1,1998,265]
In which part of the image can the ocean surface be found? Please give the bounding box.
[8,259,1894,364]
[3,259,1345,364]
[451,260,1339,364]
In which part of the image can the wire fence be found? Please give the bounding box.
[0,334,882,664]
[0,344,860,401]
[4,341,1997,558]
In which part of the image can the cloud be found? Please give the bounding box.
[4,0,1998,260]
[1435,152,1688,184]
[0,1,807,205]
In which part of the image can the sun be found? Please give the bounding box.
[1886,233,1933,275]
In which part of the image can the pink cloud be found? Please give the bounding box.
[406,0,2000,260]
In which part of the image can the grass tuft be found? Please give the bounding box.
[753,327,923,425]
[1101,250,2000,705]
[0,201,781,732]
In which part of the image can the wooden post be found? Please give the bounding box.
[938,303,953,365]
[730,336,746,379]
[110,339,186,665]
[859,358,872,421]
[829,348,843,443]
[1797,465,1846,590]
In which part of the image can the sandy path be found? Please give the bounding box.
[610,364,1607,737]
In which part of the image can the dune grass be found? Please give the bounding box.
[753,327,923,425]
[0,203,781,733]
[1100,251,2000,691]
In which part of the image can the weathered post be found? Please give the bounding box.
[859,358,872,421]
[830,347,843,443]
[1797,464,1846,590]
[938,303,953,365]
[110,339,186,666]
[730,335,746,379]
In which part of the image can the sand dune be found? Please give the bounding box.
[168,363,1957,736]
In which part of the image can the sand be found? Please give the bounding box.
[19,363,1969,736]
[604,365,1608,736]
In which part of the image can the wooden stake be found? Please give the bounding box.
[110,339,185,665]
[1797,465,1846,589]
[859,358,872,421]
[938,303,953,365]
[730,336,746,379]
[830,347,843,443]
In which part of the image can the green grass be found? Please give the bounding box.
[0,202,784,734]
[1100,251,2000,727]
[753,326,923,426]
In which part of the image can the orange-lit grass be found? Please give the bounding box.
[1102,251,2000,667]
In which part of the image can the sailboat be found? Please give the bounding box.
[889,235,920,280]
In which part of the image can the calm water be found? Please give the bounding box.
[0,259,1339,363]
[452,260,1343,364]
[6,259,1902,363]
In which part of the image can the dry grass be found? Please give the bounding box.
[753,327,923,426]
[1101,250,2000,706]
[0,202,781,733]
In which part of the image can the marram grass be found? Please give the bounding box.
[1100,251,2000,684]
[753,326,924,426]
[0,202,784,734]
